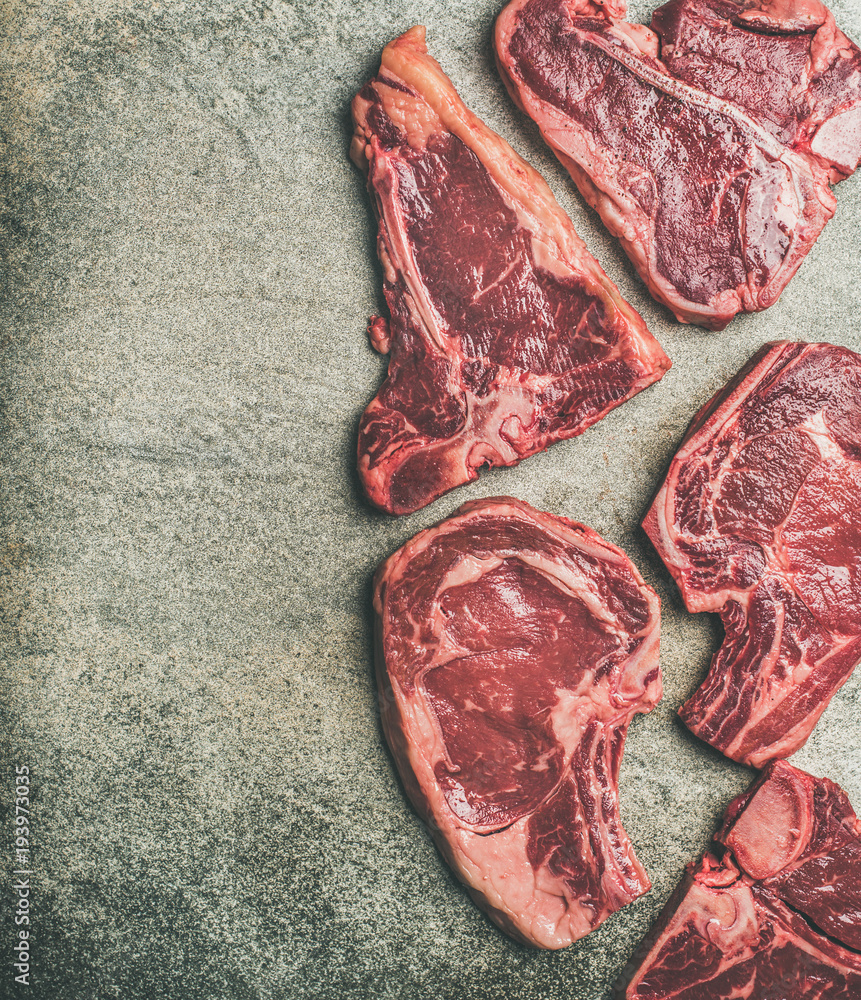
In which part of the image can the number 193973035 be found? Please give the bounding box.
[12,765,32,987]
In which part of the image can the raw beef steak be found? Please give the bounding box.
[644,341,861,767]
[495,0,861,330]
[716,761,861,952]
[373,496,661,948]
[352,27,670,516]
[622,761,861,999]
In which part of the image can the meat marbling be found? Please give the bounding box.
[622,761,861,999]
[352,27,670,516]
[373,496,661,948]
[495,0,861,330]
[716,760,861,952]
[644,341,861,767]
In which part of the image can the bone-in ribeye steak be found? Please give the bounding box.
[622,761,861,999]
[373,496,661,948]
[352,27,670,515]
[495,0,861,330]
[644,341,861,767]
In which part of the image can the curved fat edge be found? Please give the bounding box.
[375,498,661,681]
[377,495,660,613]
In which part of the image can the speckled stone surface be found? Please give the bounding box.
[2,1,860,997]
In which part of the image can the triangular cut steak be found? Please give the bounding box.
[644,341,861,767]
[373,497,661,948]
[496,0,861,330]
[622,761,861,999]
[351,27,670,516]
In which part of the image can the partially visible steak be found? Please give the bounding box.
[654,0,861,183]
[717,761,861,952]
[352,27,670,516]
[622,762,861,999]
[373,496,661,948]
[644,341,861,767]
[495,0,861,330]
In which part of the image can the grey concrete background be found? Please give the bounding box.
[2,1,860,997]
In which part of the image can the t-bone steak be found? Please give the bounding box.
[495,0,861,330]
[352,27,670,516]
[644,341,861,768]
[373,496,661,948]
[621,761,861,999]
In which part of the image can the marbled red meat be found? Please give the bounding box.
[351,27,670,515]
[495,0,861,329]
[717,761,861,951]
[622,762,861,999]
[644,341,861,767]
[373,496,661,948]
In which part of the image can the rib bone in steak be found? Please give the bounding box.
[352,28,670,516]
[373,496,661,948]
[622,761,861,999]
[495,0,861,330]
[644,341,861,767]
